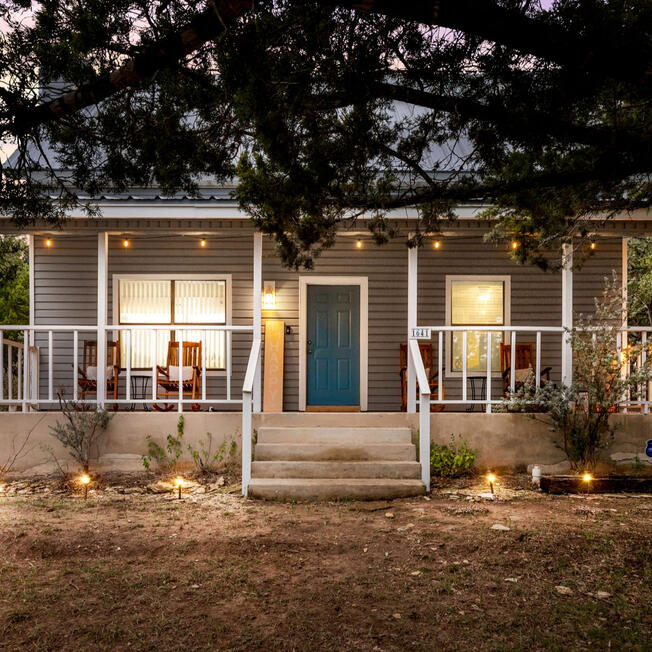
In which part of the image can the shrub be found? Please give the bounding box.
[503,276,651,471]
[188,433,237,474]
[430,435,476,478]
[142,415,185,472]
[142,416,237,475]
[47,393,112,473]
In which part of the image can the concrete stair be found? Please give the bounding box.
[248,426,425,501]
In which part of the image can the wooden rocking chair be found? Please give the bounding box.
[153,341,202,412]
[400,343,445,412]
[77,340,121,410]
[500,343,551,396]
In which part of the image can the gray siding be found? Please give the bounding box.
[32,227,623,411]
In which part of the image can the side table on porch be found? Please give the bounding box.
[466,376,486,412]
[129,373,151,411]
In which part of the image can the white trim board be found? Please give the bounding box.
[298,276,369,412]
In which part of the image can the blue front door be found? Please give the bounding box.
[307,285,360,406]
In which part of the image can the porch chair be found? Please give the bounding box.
[77,340,121,410]
[499,343,551,396]
[153,341,202,412]
[399,342,445,412]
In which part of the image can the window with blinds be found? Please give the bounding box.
[448,278,507,373]
[117,278,227,369]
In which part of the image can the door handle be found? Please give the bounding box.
[307,349,313,355]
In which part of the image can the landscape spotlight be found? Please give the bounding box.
[582,472,593,483]
[79,474,91,499]
[487,472,496,494]
[174,476,184,499]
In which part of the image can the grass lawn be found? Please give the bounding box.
[0,477,650,651]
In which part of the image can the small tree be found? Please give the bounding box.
[47,393,112,473]
[503,276,651,472]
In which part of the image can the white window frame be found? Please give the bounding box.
[445,274,511,379]
[112,273,232,377]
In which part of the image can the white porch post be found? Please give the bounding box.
[561,242,573,386]
[621,237,630,410]
[407,242,418,413]
[96,232,108,408]
[253,232,262,413]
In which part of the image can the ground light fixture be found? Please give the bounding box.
[487,472,496,494]
[79,474,91,500]
[174,476,184,499]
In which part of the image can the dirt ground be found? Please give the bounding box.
[0,474,650,651]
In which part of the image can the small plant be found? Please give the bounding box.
[188,433,237,474]
[430,435,476,478]
[142,415,185,472]
[47,393,112,473]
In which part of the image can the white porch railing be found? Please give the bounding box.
[0,324,255,411]
[241,336,261,497]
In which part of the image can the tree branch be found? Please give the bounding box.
[11,0,252,135]
[331,0,650,84]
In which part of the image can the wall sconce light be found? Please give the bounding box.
[122,238,130,248]
[590,242,596,250]
[263,280,276,308]
[433,240,441,249]
[44,238,53,247]
[356,240,362,249]
[200,239,207,248]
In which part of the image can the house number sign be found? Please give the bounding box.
[410,327,432,340]
[646,439,652,458]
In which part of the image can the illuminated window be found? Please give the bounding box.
[446,277,510,373]
[117,277,228,369]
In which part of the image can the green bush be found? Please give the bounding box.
[430,435,476,478]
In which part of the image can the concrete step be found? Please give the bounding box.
[251,460,421,479]
[257,427,412,444]
[254,443,416,462]
[247,478,426,501]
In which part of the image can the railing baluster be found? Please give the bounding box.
[126,329,131,403]
[48,330,53,402]
[202,329,207,403]
[0,331,4,403]
[17,344,22,402]
[510,330,516,393]
[486,331,492,414]
[462,330,467,403]
[178,341,183,413]
[438,331,443,402]
[151,331,157,403]
[536,331,541,390]
[7,341,12,410]
[23,330,29,412]
[226,329,231,402]
[73,330,78,401]
[643,332,649,415]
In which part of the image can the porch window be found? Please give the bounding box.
[117,278,227,369]
[446,276,510,373]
